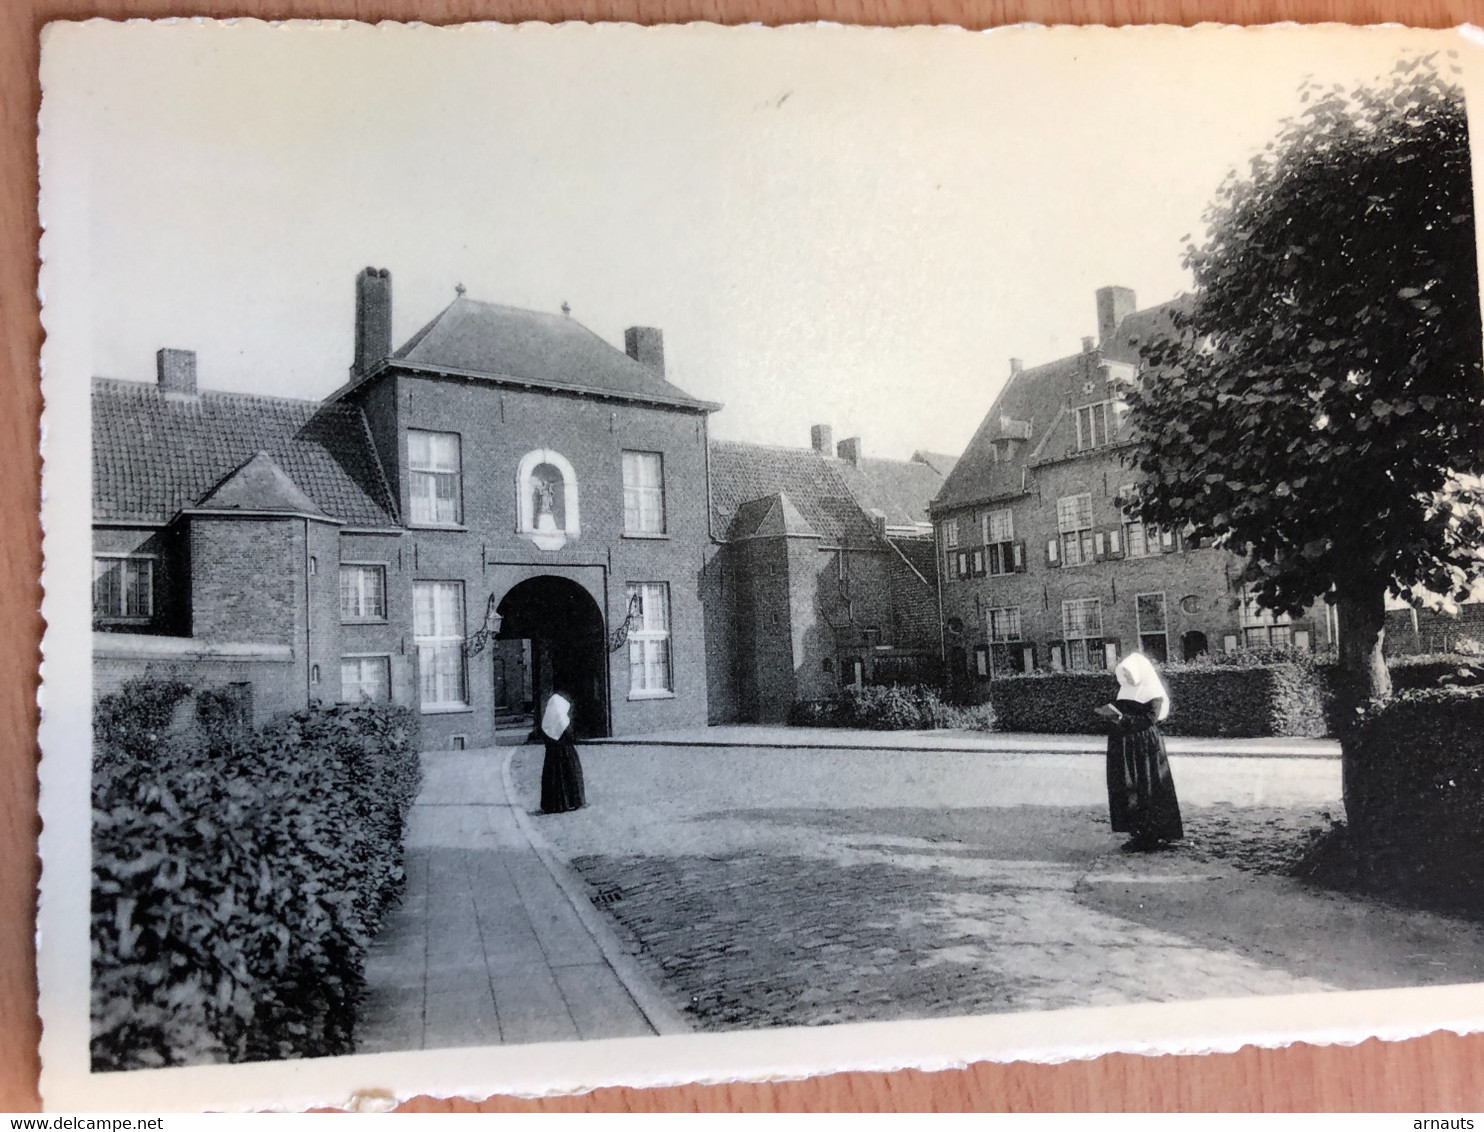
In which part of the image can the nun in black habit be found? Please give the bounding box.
[539,692,586,815]
[1103,651,1184,851]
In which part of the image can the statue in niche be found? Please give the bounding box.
[532,464,565,532]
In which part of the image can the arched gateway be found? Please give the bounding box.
[493,576,608,739]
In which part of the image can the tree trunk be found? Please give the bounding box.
[1335,582,1392,700]
[1335,580,1392,843]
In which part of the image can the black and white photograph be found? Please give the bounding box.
[35,19,1484,1110]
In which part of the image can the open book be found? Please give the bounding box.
[1094,703,1124,722]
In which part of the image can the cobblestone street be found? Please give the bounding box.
[512,741,1484,1031]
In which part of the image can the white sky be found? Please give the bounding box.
[47,20,1455,460]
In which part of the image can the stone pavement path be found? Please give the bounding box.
[355,749,681,1053]
[515,742,1484,1032]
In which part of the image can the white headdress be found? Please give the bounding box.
[1115,652,1171,721]
[541,693,572,741]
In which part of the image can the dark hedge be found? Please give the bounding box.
[91,683,421,1070]
[987,658,1328,738]
[1341,686,1484,846]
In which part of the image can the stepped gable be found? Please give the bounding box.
[391,296,715,410]
[92,378,398,527]
[934,298,1181,514]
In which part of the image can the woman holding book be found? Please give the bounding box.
[1102,651,1183,851]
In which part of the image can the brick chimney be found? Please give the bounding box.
[624,327,665,376]
[811,424,833,454]
[353,267,392,378]
[837,436,862,465]
[1009,358,1023,377]
[1096,286,1137,345]
[156,348,197,396]
[1081,336,1096,354]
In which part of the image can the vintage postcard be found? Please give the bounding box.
[36,18,1484,1112]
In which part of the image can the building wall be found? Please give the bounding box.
[1386,603,1484,655]
[730,536,798,723]
[347,370,713,742]
[337,529,415,707]
[886,543,940,653]
[937,447,1334,695]
[92,525,188,636]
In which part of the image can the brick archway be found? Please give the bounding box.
[496,575,609,738]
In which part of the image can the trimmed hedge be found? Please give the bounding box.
[91,682,421,1069]
[1386,653,1484,692]
[988,658,1328,738]
[1341,686,1484,845]
[789,684,996,732]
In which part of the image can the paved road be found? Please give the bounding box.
[512,741,1484,1032]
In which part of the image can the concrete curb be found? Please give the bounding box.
[589,735,1341,760]
[499,748,693,1038]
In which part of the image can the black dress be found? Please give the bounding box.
[540,727,586,814]
[1106,698,1183,846]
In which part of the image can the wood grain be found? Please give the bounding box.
[10,0,1484,1113]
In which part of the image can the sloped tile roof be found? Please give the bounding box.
[388,296,716,411]
[729,492,820,540]
[933,300,1177,513]
[911,450,959,478]
[193,451,332,519]
[710,440,880,546]
[93,378,398,526]
[837,456,944,530]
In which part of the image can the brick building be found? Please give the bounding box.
[704,428,944,722]
[92,268,945,739]
[930,285,1338,698]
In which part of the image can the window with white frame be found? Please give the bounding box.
[93,555,153,620]
[622,451,665,534]
[339,564,386,622]
[1056,493,1095,566]
[627,583,673,696]
[414,581,467,710]
[943,518,959,548]
[1135,592,1169,663]
[340,655,391,702]
[408,430,462,526]
[987,606,1025,677]
[1062,598,1105,671]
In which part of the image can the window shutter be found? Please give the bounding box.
[1021,644,1036,673]
[1094,531,1106,559]
[1160,528,1177,553]
[1104,641,1120,669]
[1046,538,1060,566]
[1049,642,1065,670]
[1011,540,1026,572]
[1107,528,1123,557]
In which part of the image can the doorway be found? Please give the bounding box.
[495,576,609,739]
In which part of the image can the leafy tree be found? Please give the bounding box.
[1125,57,1484,700]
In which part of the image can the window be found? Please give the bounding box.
[1240,588,1295,649]
[942,519,960,547]
[627,582,673,696]
[339,564,386,621]
[1056,493,1095,566]
[1075,400,1128,450]
[340,655,391,702]
[982,508,1014,543]
[93,556,153,620]
[622,451,665,534]
[408,430,462,525]
[1062,598,1105,671]
[414,581,467,710]
[986,606,1022,642]
[1136,592,1169,663]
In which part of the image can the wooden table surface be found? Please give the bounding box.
[7,0,1484,1113]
